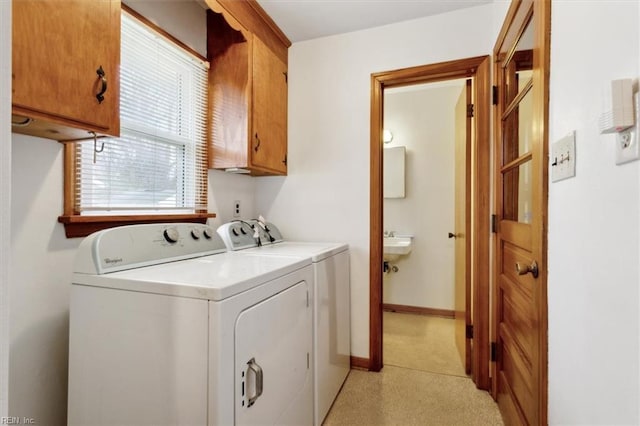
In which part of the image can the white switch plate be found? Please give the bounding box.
[233,200,241,217]
[615,92,640,165]
[551,131,576,182]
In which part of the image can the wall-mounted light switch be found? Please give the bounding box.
[551,131,576,182]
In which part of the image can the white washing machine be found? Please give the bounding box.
[217,220,351,426]
[68,223,314,426]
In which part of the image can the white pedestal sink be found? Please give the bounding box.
[383,236,413,262]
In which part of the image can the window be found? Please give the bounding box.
[60,8,212,237]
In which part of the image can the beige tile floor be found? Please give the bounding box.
[383,311,467,377]
[323,312,503,425]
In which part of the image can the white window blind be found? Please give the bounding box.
[75,12,208,215]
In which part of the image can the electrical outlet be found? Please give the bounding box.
[615,92,640,165]
[551,131,576,182]
[233,200,241,218]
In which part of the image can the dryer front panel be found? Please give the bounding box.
[235,280,313,425]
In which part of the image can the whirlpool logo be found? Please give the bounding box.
[104,257,123,265]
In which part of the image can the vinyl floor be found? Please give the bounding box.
[323,312,503,426]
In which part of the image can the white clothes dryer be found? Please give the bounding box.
[217,221,351,426]
[68,223,314,426]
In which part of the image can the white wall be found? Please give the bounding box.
[255,3,503,358]
[547,2,640,424]
[1,0,11,418]
[208,170,256,227]
[8,3,255,424]
[125,0,206,56]
[9,135,78,424]
[382,83,462,310]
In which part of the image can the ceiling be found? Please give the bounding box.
[255,0,494,43]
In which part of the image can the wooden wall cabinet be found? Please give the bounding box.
[12,0,120,141]
[206,1,290,176]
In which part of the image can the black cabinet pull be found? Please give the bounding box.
[254,133,261,152]
[96,66,107,104]
[282,154,287,166]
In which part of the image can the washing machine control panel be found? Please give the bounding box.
[74,223,228,275]
[217,221,284,251]
[217,222,257,251]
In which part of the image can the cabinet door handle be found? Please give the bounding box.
[282,154,287,166]
[96,66,107,104]
[254,133,261,152]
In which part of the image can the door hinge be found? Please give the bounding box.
[490,342,498,362]
[465,324,473,339]
[491,214,498,233]
[492,85,498,105]
[466,103,474,118]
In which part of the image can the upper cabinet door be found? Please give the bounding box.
[206,1,290,176]
[251,36,288,175]
[12,0,120,138]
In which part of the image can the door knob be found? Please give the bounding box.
[448,232,456,239]
[516,260,539,278]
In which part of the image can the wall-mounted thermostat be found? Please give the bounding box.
[599,79,634,134]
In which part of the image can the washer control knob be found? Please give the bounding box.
[232,228,239,236]
[163,227,179,243]
[191,229,201,240]
[240,227,247,235]
[203,228,213,239]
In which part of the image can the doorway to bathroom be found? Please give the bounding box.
[369,56,492,391]
[381,78,471,378]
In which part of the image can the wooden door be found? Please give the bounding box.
[454,79,472,375]
[492,0,549,424]
[251,35,288,175]
[12,0,120,133]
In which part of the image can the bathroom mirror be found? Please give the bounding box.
[383,146,405,198]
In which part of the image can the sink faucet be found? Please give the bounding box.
[384,230,395,237]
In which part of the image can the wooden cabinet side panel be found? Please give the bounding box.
[12,0,120,134]
[107,0,121,137]
[214,0,289,64]
[209,41,251,170]
[251,36,287,175]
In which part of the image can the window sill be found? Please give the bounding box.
[58,213,217,238]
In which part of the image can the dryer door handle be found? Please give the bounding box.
[247,358,263,407]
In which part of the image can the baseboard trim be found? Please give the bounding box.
[350,356,370,370]
[382,303,455,319]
